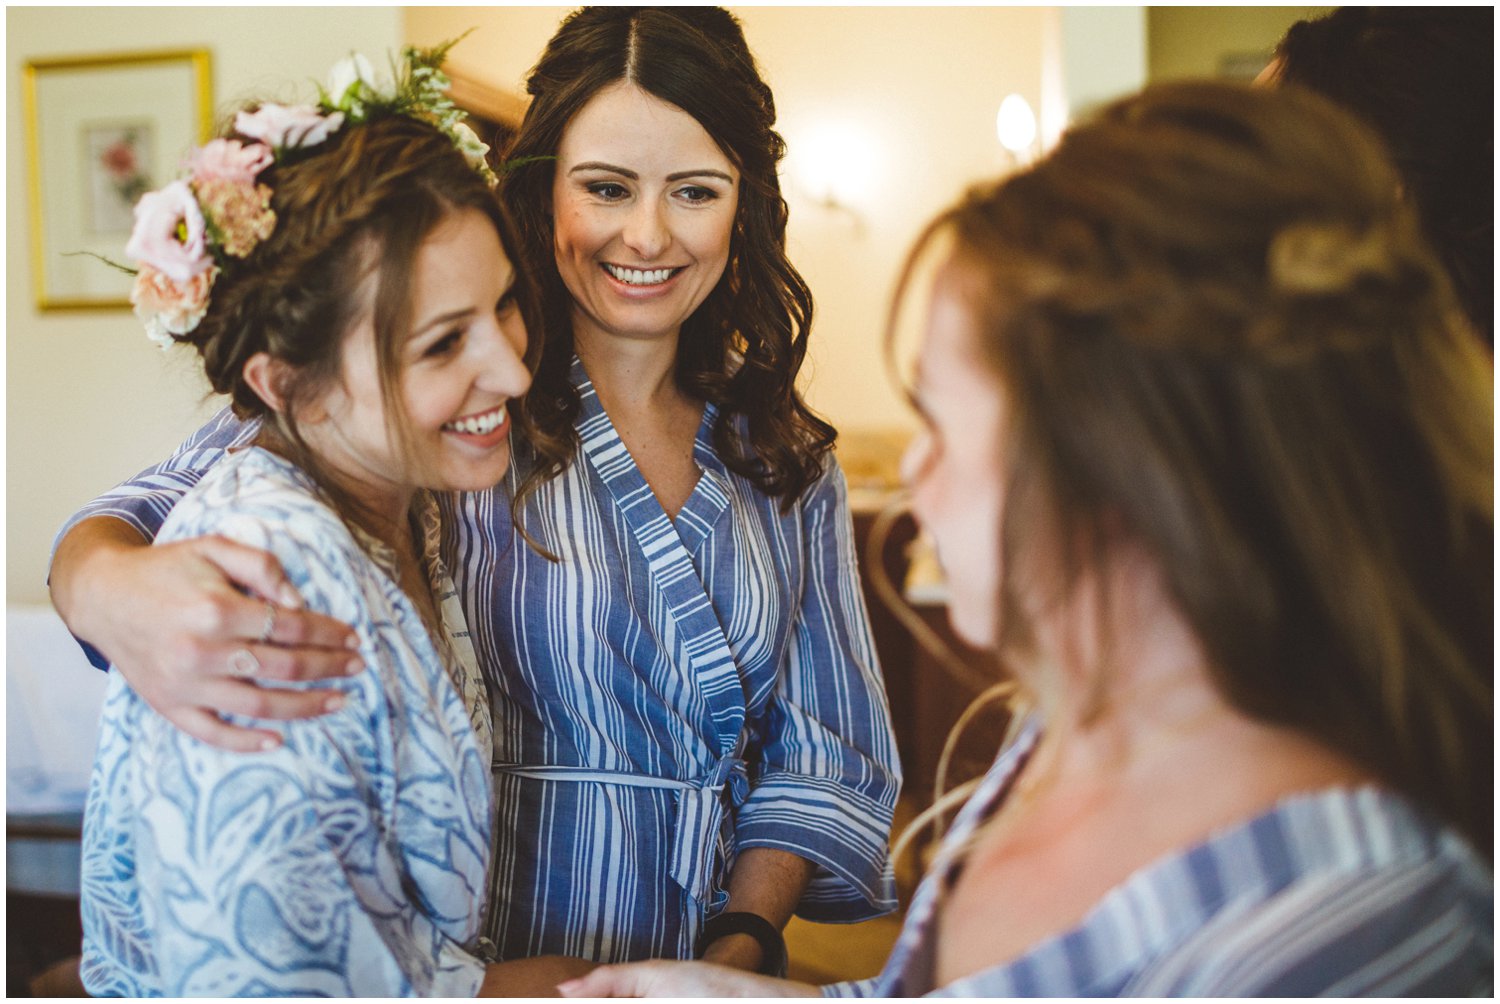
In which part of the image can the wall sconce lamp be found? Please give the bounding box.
[790,121,876,232]
[996,93,1038,165]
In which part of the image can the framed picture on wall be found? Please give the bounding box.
[22,49,213,311]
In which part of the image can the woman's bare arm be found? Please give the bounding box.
[700,848,816,972]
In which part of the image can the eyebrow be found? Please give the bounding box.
[412,270,517,336]
[567,161,735,183]
[413,307,474,337]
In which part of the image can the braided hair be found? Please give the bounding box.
[893,82,1493,853]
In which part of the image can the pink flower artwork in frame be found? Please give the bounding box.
[84,122,155,235]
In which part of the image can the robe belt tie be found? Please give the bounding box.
[492,756,750,907]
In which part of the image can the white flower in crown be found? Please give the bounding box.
[131,264,218,349]
[327,52,378,111]
[451,122,491,173]
[235,103,344,151]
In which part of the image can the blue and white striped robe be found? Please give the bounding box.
[64,357,901,964]
[827,718,1492,997]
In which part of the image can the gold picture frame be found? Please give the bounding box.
[22,48,213,311]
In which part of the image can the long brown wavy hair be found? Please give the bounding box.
[501,6,834,515]
[183,114,538,537]
[896,82,1493,853]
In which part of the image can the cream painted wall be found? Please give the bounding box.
[7,8,401,604]
[740,6,1055,438]
[403,5,574,96]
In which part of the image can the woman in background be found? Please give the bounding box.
[564,80,1493,997]
[51,6,899,982]
[1263,6,1493,349]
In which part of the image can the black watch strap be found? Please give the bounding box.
[697,910,788,977]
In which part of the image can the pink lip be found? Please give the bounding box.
[599,264,686,299]
[443,409,510,450]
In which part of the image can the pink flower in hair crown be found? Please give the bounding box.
[196,179,276,258]
[130,263,218,348]
[234,103,345,150]
[124,180,212,284]
[105,40,488,351]
[186,138,273,185]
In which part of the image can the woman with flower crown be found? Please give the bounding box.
[54,8,899,986]
[77,47,535,996]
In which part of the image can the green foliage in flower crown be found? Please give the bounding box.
[316,31,497,185]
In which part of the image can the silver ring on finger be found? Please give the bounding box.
[258,601,277,644]
[229,648,261,678]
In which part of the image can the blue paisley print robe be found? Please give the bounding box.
[79,447,494,996]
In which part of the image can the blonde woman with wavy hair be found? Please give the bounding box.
[564,80,1493,997]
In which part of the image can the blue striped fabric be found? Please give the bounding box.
[826,717,1492,997]
[446,359,900,960]
[61,356,901,964]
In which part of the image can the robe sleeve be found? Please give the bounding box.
[50,407,257,668]
[54,406,256,545]
[734,458,903,922]
[822,976,882,996]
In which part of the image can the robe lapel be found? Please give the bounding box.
[571,358,744,752]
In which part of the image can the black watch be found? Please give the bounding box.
[697,910,788,977]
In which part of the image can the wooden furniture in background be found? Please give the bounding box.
[849,507,1008,814]
[7,814,85,997]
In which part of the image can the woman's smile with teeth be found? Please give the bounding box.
[443,404,508,435]
[603,263,680,286]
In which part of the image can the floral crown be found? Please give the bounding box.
[126,40,494,348]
